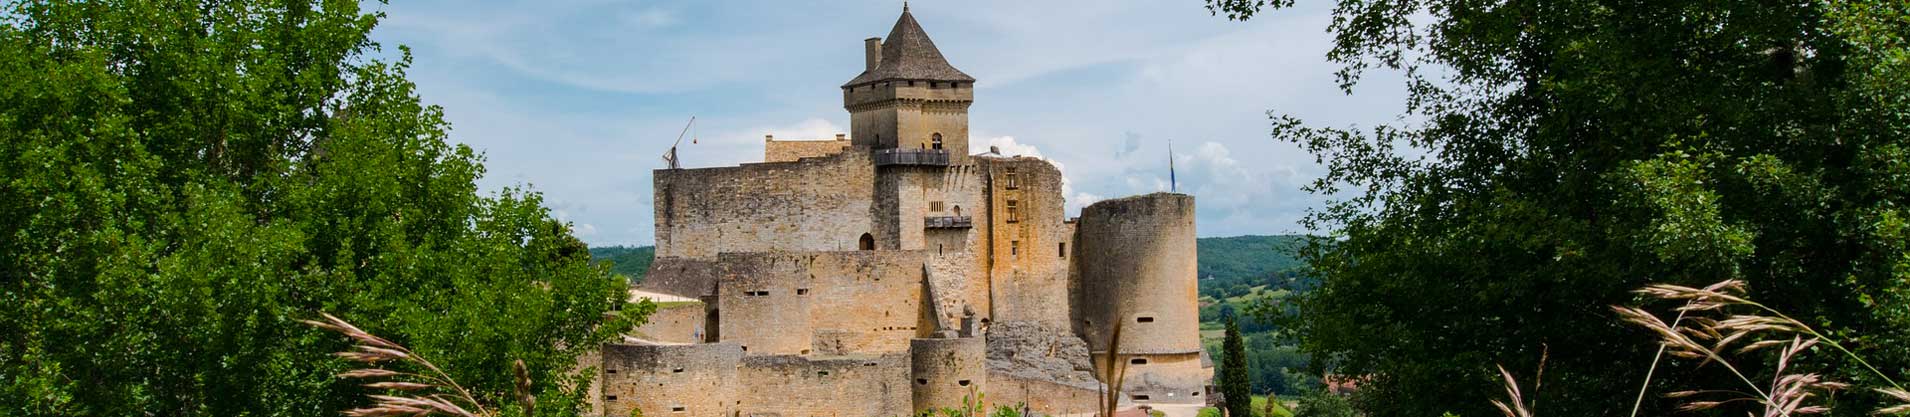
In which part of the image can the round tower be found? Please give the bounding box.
[910,337,986,413]
[1075,192,1199,354]
[1073,193,1208,403]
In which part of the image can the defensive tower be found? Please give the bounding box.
[843,5,975,164]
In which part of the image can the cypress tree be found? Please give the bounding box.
[1221,315,1253,417]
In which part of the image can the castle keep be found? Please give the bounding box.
[598,7,1209,417]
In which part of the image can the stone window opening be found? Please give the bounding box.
[958,380,972,387]
[1010,240,1019,258]
[1136,316,1155,323]
[930,201,944,212]
[818,371,829,376]
[672,367,684,373]
[1059,242,1067,258]
[952,205,963,217]
[606,369,617,374]
[1132,395,1150,401]
[796,288,809,295]
[1130,358,1148,365]
[1004,168,1019,189]
[671,406,687,413]
[1005,200,1019,223]
[606,396,618,401]
[931,133,943,150]
[859,233,875,250]
[917,378,929,385]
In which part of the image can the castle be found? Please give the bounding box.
[594,7,1208,417]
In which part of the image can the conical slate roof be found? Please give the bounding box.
[843,8,975,88]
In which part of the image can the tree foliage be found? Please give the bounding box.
[589,245,655,284]
[0,1,636,416]
[1208,0,1910,416]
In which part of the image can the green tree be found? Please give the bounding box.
[0,1,637,416]
[1205,0,1910,416]
[1221,316,1254,417]
[1289,390,1354,417]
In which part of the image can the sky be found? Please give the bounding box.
[368,0,1414,246]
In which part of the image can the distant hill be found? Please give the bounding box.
[590,234,1309,288]
[588,246,655,283]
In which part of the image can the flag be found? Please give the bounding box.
[1169,140,1178,192]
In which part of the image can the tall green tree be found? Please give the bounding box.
[1205,0,1910,416]
[1221,316,1254,417]
[0,1,637,416]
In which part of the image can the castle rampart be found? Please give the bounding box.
[652,150,879,260]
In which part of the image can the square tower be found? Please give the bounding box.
[843,6,975,164]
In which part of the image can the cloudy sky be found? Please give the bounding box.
[369,0,1413,246]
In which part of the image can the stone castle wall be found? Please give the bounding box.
[1074,193,1200,355]
[716,251,936,356]
[987,372,1102,416]
[1093,352,1211,404]
[601,343,744,417]
[765,137,850,162]
[652,150,877,260]
[737,354,913,417]
[976,157,1074,330]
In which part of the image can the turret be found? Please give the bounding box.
[843,6,974,164]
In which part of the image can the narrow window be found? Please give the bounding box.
[607,396,618,401]
[1011,241,1020,258]
[1130,358,1148,365]
[818,371,830,376]
[930,201,944,212]
[671,406,686,413]
[1059,242,1067,258]
[673,367,684,373]
[931,133,944,150]
[796,288,809,295]
[606,369,617,374]
[1005,168,1019,189]
[958,380,972,387]
[859,233,875,250]
[952,205,963,217]
[917,379,929,385]
[1132,395,1150,401]
[1137,317,1155,323]
[1006,200,1019,223]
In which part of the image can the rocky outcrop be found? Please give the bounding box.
[985,321,1099,389]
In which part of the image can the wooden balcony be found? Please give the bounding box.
[924,215,973,229]
[874,149,950,166]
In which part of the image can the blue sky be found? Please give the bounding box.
[368,0,1412,246]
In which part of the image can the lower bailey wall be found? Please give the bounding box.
[601,343,744,417]
[738,354,913,417]
[986,372,1101,416]
[1092,351,1211,404]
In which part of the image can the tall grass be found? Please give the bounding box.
[1488,280,1910,417]
[304,313,536,417]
